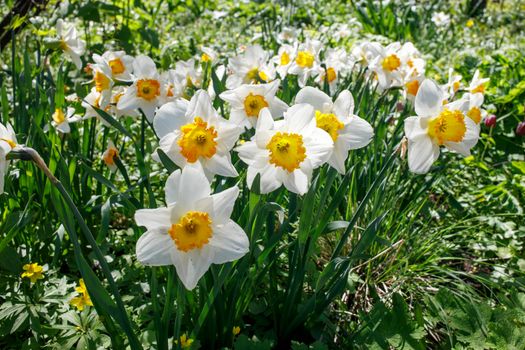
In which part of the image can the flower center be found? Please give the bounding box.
[243,93,269,117]
[315,111,344,142]
[472,83,485,94]
[94,71,111,92]
[103,147,119,166]
[280,52,290,66]
[246,68,268,82]
[178,117,218,163]
[323,67,337,83]
[109,58,126,75]
[137,79,161,101]
[168,211,213,252]
[405,80,420,96]
[52,108,66,124]
[201,53,212,62]
[407,59,414,68]
[296,51,315,68]
[381,54,401,72]
[427,109,466,145]
[467,107,482,124]
[267,132,306,172]
[453,81,460,92]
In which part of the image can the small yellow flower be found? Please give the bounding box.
[21,263,44,283]
[466,19,474,28]
[175,334,194,348]
[70,278,93,311]
[232,326,241,336]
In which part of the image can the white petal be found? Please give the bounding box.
[133,55,157,78]
[415,79,444,118]
[333,90,355,117]
[211,187,239,223]
[407,136,440,174]
[204,153,238,177]
[283,169,309,195]
[209,220,249,264]
[135,207,171,231]
[187,90,216,121]
[153,99,189,138]
[339,116,374,149]
[136,229,174,266]
[284,103,315,133]
[295,86,332,111]
[176,164,211,204]
[172,248,213,290]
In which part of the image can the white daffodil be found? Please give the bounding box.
[50,107,81,133]
[154,90,242,179]
[404,79,480,174]
[110,86,140,118]
[235,104,333,195]
[272,44,296,78]
[117,55,163,122]
[467,70,489,95]
[403,73,425,102]
[288,39,322,87]
[350,41,383,67]
[82,87,111,127]
[135,165,249,290]
[226,45,274,89]
[464,93,487,125]
[219,80,288,129]
[200,46,218,63]
[295,87,373,174]
[91,55,114,109]
[442,68,463,100]
[55,19,86,69]
[101,51,134,81]
[102,140,119,172]
[369,42,404,90]
[173,58,204,93]
[431,12,451,27]
[0,122,17,194]
[316,48,351,94]
[159,69,184,105]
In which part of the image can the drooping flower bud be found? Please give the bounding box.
[516,121,525,136]
[484,114,496,128]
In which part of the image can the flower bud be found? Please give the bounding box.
[484,114,496,128]
[517,121,525,137]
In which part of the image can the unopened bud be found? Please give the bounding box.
[516,121,525,137]
[484,114,496,128]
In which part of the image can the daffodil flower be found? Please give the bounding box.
[117,55,163,122]
[295,87,373,174]
[272,44,297,78]
[315,48,350,94]
[91,54,115,108]
[135,165,249,290]
[153,91,242,179]
[287,39,322,87]
[21,263,44,283]
[101,50,134,81]
[236,105,333,195]
[49,107,81,133]
[369,42,404,90]
[467,70,489,95]
[102,140,119,172]
[404,79,480,174]
[55,19,86,70]
[0,122,17,194]
[464,93,487,125]
[219,80,288,129]
[226,45,274,89]
[442,68,463,100]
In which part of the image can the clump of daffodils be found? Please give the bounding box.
[14,23,487,292]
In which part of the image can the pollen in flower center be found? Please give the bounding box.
[168,211,213,252]
[427,109,466,145]
[52,108,66,124]
[178,117,218,163]
[244,93,269,117]
[381,54,401,72]
[315,111,344,142]
[94,71,111,92]
[108,58,125,75]
[137,79,161,101]
[267,132,307,172]
[296,51,315,68]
